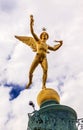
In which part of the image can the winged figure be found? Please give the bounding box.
[15,36,37,52]
[15,15,63,89]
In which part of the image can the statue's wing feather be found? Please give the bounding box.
[15,35,37,52]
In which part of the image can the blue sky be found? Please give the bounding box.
[0,0,83,129]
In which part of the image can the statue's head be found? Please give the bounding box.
[40,27,49,40]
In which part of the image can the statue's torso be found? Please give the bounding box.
[36,41,48,56]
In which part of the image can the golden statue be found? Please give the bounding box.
[15,15,63,89]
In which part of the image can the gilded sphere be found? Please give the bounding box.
[37,88,60,106]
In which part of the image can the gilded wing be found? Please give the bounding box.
[15,35,37,52]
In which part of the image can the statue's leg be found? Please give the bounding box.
[26,55,39,89]
[40,58,48,89]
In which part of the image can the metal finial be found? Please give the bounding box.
[29,101,35,111]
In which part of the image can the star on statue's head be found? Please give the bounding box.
[42,27,47,32]
[40,27,49,40]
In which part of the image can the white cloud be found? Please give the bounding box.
[61,72,83,118]
[0,86,11,130]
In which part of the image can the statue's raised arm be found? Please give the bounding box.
[30,15,39,41]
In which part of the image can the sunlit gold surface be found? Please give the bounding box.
[15,15,63,89]
[37,88,60,106]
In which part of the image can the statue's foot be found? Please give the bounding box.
[42,85,46,89]
[26,82,32,89]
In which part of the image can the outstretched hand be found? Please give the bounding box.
[30,15,34,26]
[54,40,63,45]
[59,40,63,45]
[53,40,63,51]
